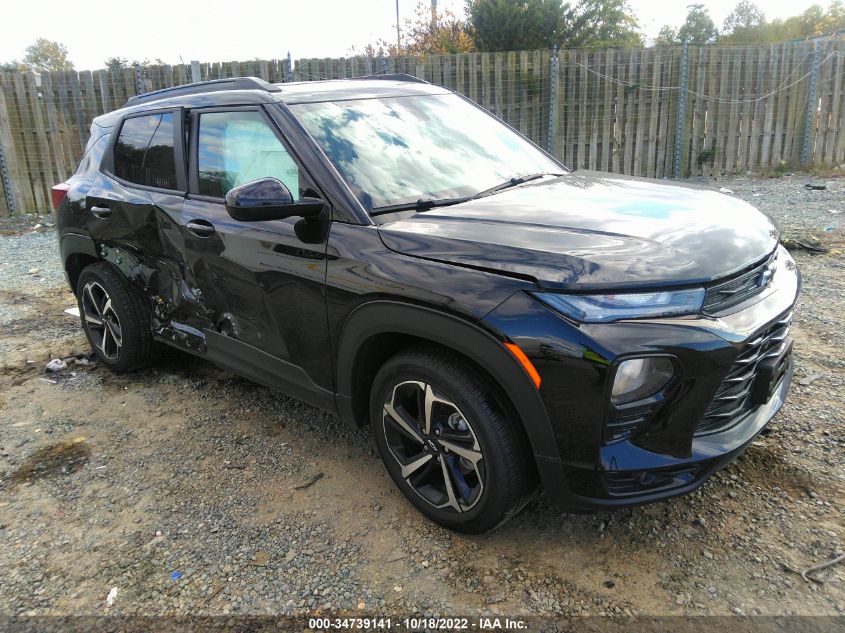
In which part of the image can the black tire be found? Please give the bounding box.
[76,262,156,373]
[370,346,536,533]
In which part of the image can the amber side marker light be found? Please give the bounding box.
[504,342,542,390]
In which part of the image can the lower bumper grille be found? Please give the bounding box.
[604,465,700,497]
[696,310,793,435]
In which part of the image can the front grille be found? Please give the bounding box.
[702,251,776,315]
[696,310,793,435]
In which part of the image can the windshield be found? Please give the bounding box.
[288,94,562,211]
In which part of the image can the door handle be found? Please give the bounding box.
[186,219,216,237]
[89,205,112,219]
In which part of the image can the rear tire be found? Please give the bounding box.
[370,346,535,533]
[76,263,156,373]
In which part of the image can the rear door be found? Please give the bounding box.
[86,109,187,304]
[179,105,334,406]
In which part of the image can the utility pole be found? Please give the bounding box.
[431,0,437,34]
[395,0,401,54]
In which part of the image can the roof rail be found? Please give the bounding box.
[125,77,281,107]
[350,73,429,84]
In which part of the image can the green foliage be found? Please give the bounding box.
[352,1,474,56]
[657,4,718,45]
[103,56,168,71]
[465,0,570,51]
[0,60,22,72]
[678,4,719,43]
[20,38,74,72]
[720,1,845,43]
[465,0,643,51]
[568,0,644,48]
[105,57,129,71]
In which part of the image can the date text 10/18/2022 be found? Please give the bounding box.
[308,617,528,630]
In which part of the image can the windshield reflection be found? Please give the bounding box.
[289,94,561,211]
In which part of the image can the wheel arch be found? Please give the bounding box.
[61,233,101,291]
[335,300,562,464]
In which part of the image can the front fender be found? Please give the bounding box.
[334,300,568,494]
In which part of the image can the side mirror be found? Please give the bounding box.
[224,178,324,222]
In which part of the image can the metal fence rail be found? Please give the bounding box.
[1,39,844,215]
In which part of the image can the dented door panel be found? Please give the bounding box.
[179,197,333,392]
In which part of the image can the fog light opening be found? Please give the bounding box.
[611,357,675,406]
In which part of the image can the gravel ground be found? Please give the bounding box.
[0,176,842,622]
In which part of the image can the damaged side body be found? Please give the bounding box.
[58,115,335,412]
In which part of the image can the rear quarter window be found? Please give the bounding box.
[114,113,178,190]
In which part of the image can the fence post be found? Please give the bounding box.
[287,52,294,82]
[191,60,201,83]
[801,40,821,167]
[0,144,15,216]
[547,44,559,155]
[133,63,144,95]
[673,40,690,178]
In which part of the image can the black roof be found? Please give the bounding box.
[94,74,448,127]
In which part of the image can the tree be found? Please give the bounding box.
[656,4,718,45]
[103,56,168,71]
[720,1,767,42]
[465,0,569,51]
[465,0,643,51]
[105,56,129,71]
[720,1,845,43]
[677,4,718,43]
[654,25,678,46]
[0,60,22,72]
[20,38,74,72]
[352,1,473,56]
[567,0,644,48]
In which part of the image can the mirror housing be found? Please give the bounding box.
[224,178,324,221]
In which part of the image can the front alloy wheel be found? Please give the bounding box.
[371,347,536,533]
[383,381,484,512]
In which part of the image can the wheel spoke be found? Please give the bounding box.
[84,284,101,316]
[423,383,435,434]
[439,440,482,466]
[383,402,424,445]
[400,452,433,478]
[439,456,463,512]
[105,320,123,349]
[84,312,103,326]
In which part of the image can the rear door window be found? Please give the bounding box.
[196,110,300,199]
[114,113,178,190]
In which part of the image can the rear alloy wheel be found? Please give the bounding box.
[371,347,535,533]
[76,263,156,372]
[80,280,123,361]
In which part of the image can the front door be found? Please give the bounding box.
[180,106,334,406]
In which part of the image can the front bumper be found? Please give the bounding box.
[482,246,801,512]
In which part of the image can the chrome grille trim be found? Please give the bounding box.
[702,251,777,315]
[696,310,792,435]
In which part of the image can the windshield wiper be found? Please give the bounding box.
[369,196,472,217]
[471,172,564,200]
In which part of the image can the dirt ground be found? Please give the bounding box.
[0,177,843,620]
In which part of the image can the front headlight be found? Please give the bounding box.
[534,288,705,323]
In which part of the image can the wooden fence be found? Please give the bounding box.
[1,39,844,215]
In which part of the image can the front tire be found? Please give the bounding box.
[76,263,156,372]
[370,347,535,533]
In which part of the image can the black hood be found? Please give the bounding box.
[377,172,779,290]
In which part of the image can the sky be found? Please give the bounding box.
[0,0,830,71]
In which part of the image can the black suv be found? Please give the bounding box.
[54,76,800,533]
